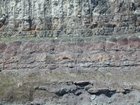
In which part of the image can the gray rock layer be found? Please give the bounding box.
[0,0,140,37]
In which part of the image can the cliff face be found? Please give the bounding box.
[0,0,140,105]
[0,0,140,37]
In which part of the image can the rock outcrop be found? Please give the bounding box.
[0,36,140,71]
[0,0,140,37]
[0,36,140,104]
[0,0,140,105]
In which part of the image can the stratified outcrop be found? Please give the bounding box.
[0,36,140,71]
[0,0,140,105]
[0,0,140,37]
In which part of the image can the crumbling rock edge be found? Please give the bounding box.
[33,81,140,105]
[0,70,140,105]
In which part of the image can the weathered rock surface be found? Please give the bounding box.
[0,0,140,36]
[0,36,140,71]
[0,70,140,105]
[0,0,140,104]
[0,36,140,104]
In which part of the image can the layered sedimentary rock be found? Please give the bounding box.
[0,0,140,37]
[0,36,140,71]
[0,0,140,105]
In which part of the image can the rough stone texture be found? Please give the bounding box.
[0,36,140,71]
[0,70,140,105]
[0,37,140,104]
[0,0,140,36]
[0,0,140,105]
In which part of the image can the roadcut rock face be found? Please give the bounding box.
[0,0,140,105]
[0,0,140,37]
